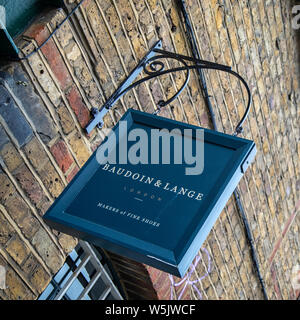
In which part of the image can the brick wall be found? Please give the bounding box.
[0,0,299,300]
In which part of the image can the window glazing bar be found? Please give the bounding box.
[54,254,91,300]
[77,269,102,300]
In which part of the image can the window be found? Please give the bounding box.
[39,241,124,300]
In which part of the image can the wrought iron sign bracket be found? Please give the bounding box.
[85,40,251,135]
[86,41,162,134]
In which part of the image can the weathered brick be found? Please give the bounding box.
[30,265,51,294]
[27,55,61,107]
[0,171,15,203]
[36,196,52,217]
[5,195,40,239]
[66,165,79,182]
[4,267,33,300]
[13,163,44,205]
[68,132,90,166]
[32,227,64,274]
[0,125,9,149]
[0,85,33,147]
[1,64,57,142]
[5,235,30,265]
[0,142,23,172]
[23,137,48,170]
[65,41,82,63]
[73,60,93,89]
[38,161,64,198]
[22,253,39,276]
[225,20,241,63]
[66,85,90,128]
[147,0,159,12]
[51,12,73,48]
[25,23,72,91]
[23,19,50,45]
[0,209,15,245]
[50,139,74,173]
[58,233,77,254]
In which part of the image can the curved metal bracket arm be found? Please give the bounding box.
[85,40,251,135]
[85,41,162,134]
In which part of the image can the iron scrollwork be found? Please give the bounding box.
[85,40,251,136]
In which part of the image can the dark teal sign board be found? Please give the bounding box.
[44,109,256,277]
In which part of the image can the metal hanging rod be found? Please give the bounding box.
[85,40,251,135]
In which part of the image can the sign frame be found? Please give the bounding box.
[44,109,256,277]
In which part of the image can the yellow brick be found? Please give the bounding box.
[5,269,31,300]
[215,6,223,30]
[0,210,15,245]
[257,76,266,98]
[30,266,51,294]
[58,233,78,254]
[39,161,64,198]
[229,31,240,63]
[147,0,159,11]
[131,35,146,60]
[0,143,23,172]
[32,228,64,274]
[0,172,15,203]
[5,236,30,265]
[223,46,233,66]
[57,104,75,135]
[243,7,254,42]
[267,196,276,216]
[23,137,47,170]
[68,132,91,166]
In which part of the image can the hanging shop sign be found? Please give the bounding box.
[44,109,256,277]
